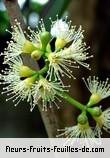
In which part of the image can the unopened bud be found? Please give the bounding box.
[77,112,88,125]
[40,31,51,51]
[31,50,43,60]
[87,107,102,117]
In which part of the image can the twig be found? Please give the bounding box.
[4,0,60,138]
[4,0,26,29]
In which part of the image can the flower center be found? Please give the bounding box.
[24,75,37,88]
[48,53,59,64]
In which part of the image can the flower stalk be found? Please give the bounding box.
[57,91,86,111]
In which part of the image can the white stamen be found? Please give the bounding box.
[83,76,110,100]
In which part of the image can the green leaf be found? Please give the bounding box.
[30,2,43,13]
[0,11,9,34]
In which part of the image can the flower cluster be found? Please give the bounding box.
[47,17,92,81]
[1,16,110,142]
[57,76,110,142]
[0,16,91,111]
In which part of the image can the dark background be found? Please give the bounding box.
[0,0,110,137]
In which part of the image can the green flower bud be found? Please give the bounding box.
[55,38,66,50]
[40,31,51,51]
[87,93,102,107]
[22,40,37,53]
[87,107,102,117]
[46,44,51,53]
[19,65,36,77]
[77,112,88,125]
[31,50,43,60]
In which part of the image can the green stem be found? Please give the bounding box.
[38,64,49,76]
[57,91,86,111]
[86,101,92,107]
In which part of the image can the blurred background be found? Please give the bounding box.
[0,0,110,137]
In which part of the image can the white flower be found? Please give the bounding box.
[56,122,99,146]
[3,77,35,107]
[66,26,92,69]
[27,18,46,47]
[1,76,35,107]
[83,76,110,106]
[50,17,75,43]
[47,26,92,81]
[57,122,95,138]
[94,108,110,137]
[2,20,37,63]
[47,51,77,82]
[8,79,33,104]
[3,20,26,62]
[0,56,36,107]
[32,78,67,111]
[0,56,23,83]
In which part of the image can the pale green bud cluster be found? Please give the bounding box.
[21,31,51,61]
